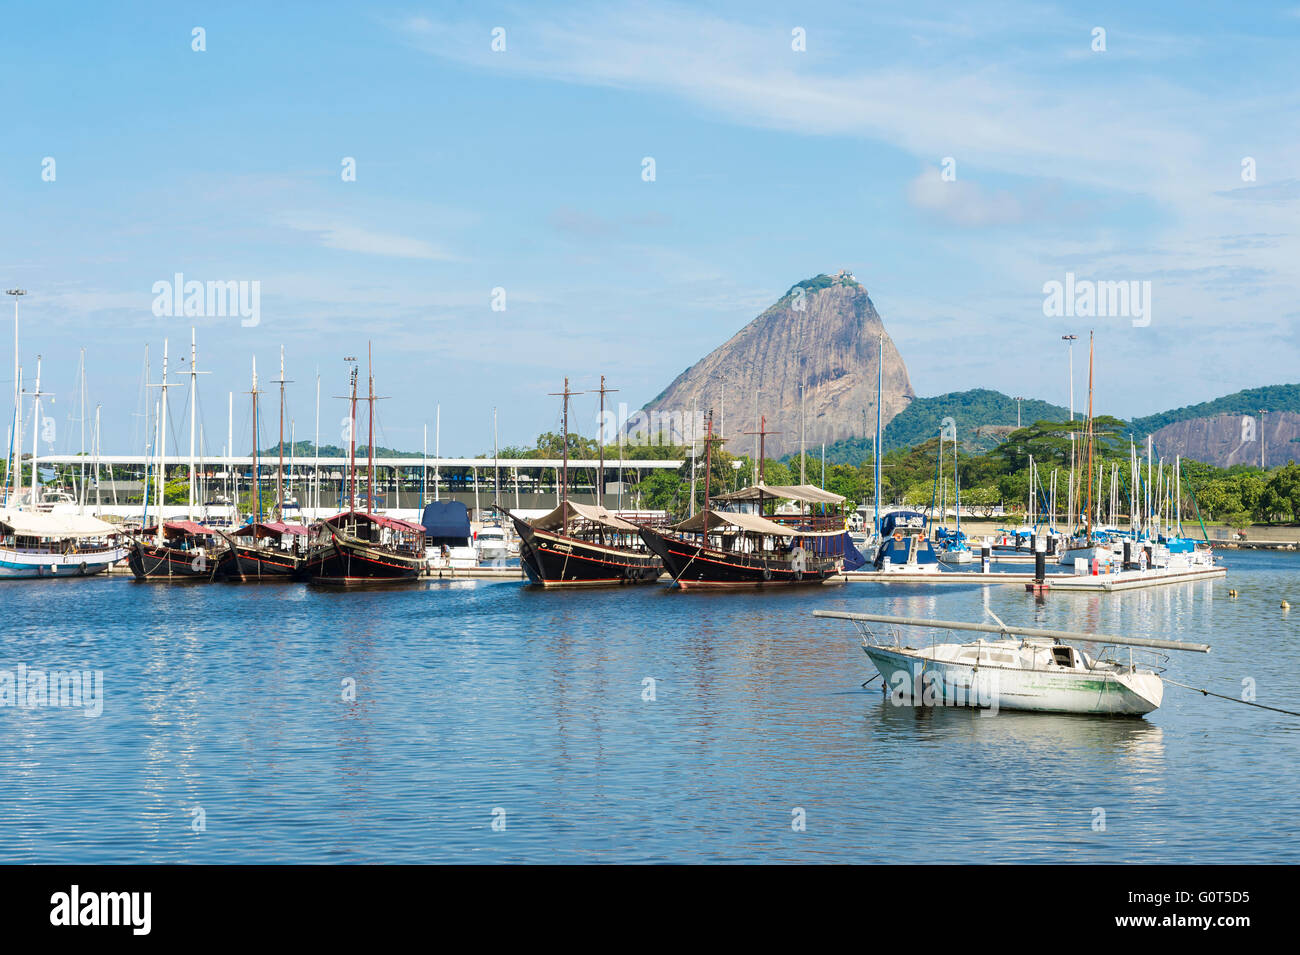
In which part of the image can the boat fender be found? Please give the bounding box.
[762,567,772,581]
[79,562,88,575]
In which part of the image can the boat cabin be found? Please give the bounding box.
[317,511,426,555]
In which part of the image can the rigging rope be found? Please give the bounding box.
[1165,678,1300,718]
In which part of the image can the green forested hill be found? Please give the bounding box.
[1129,384,1300,438]
[794,389,1070,464]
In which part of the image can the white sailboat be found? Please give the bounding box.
[814,610,1210,717]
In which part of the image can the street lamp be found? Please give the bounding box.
[5,290,25,506]
[6,289,25,404]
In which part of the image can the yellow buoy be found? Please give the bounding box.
[1282,600,1291,611]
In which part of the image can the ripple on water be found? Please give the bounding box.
[0,550,1298,862]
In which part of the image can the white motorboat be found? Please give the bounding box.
[475,523,510,563]
[937,541,974,564]
[813,610,1210,717]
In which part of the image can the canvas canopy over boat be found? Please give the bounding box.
[711,482,847,507]
[0,509,128,579]
[639,481,849,589]
[813,610,1211,717]
[528,500,644,533]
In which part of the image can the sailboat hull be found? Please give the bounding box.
[863,645,1162,716]
[303,536,423,586]
[212,543,304,581]
[639,527,841,589]
[512,518,661,587]
[1,546,128,579]
[127,542,214,580]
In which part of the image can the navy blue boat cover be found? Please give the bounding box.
[421,501,472,546]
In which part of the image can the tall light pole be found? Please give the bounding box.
[6,289,25,504]
[1061,334,1078,528]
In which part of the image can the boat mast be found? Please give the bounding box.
[154,341,171,542]
[185,328,208,522]
[28,355,48,507]
[227,390,233,517]
[702,410,715,533]
[596,375,616,510]
[345,358,358,515]
[549,378,583,534]
[953,435,961,536]
[7,366,19,507]
[875,333,883,535]
[1084,331,1095,545]
[799,383,806,485]
[274,345,292,520]
[78,347,86,512]
[251,355,261,522]
[313,371,320,515]
[367,343,376,513]
[94,404,102,513]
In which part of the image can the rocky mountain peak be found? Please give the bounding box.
[637,273,914,460]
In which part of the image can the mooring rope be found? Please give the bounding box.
[1165,678,1300,718]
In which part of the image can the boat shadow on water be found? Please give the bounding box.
[866,699,1168,752]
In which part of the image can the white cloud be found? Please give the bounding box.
[906,172,1026,227]
[281,218,458,262]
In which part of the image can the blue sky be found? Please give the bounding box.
[3,1,1298,456]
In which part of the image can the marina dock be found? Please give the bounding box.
[838,564,1225,590]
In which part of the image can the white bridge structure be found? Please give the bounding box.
[28,453,685,523]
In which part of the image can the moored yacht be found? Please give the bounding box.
[873,511,940,573]
[814,610,1211,717]
[0,509,128,578]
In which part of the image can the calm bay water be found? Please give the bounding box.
[2,550,1298,864]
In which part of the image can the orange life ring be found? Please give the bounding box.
[893,532,903,542]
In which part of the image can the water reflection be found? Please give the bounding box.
[0,550,1296,863]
